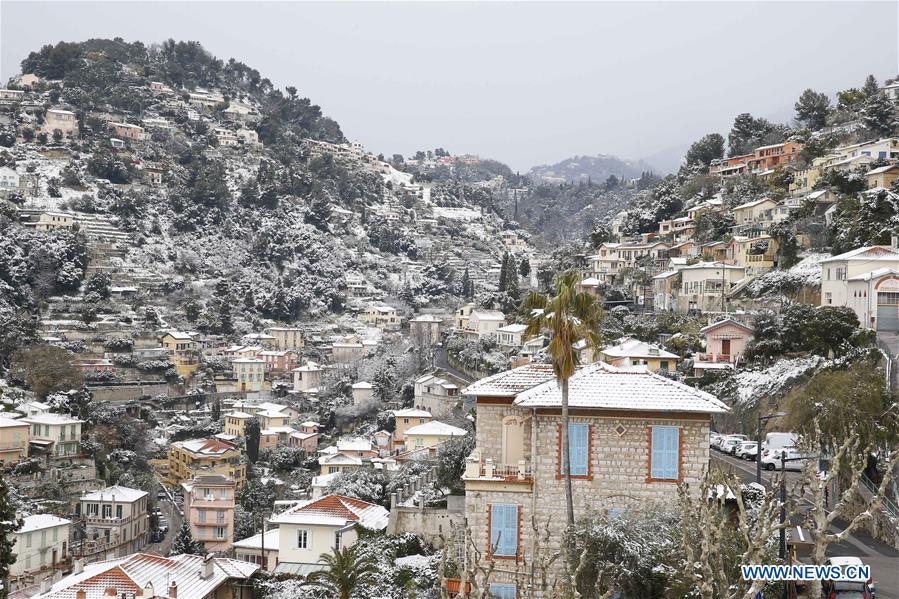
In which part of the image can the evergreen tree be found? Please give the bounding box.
[497,252,510,293]
[210,398,221,422]
[794,89,831,131]
[460,268,472,299]
[169,522,203,556]
[519,257,531,278]
[862,94,896,137]
[684,133,725,167]
[862,74,880,97]
[245,417,261,462]
[0,477,22,594]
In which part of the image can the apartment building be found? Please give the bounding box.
[0,416,30,464]
[167,438,245,487]
[676,262,746,313]
[267,327,304,351]
[23,413,82,458]
[819,244,899,331]
[8,514,71,584]
[459,362,726,596]
[182,475,237,552]
[76,485,149,562]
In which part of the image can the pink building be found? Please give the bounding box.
[694,319,754,377]
[288,421,320,452]
[257,350,295,373]
[181,475,237,552]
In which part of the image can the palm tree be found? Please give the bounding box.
[522,270,603,526]
[305,543,379,599]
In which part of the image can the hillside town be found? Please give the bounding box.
[0,27,899,599]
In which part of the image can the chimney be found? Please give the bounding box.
[168,580,178,598]
[144,582,154,598]
[202,553,215,579]
[39,578,51,593]
[73,558,84,575]
[76,591,87,599]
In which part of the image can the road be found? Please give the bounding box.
[146,481,182,556]
[434,345,475,384]
[713,451,899,598]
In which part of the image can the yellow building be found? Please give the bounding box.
[233,359,267,392]
[159,332,199,378]
[598,337,681,372]
[167,438,245,487]
[726,235,780,276]
[404,420,467,450]
[867,164,899,189]
[266,327,304,351]
[392,409,432,449]
[0,416,29,464]
[223,412,254,437]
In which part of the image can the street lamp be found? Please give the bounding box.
[757,411,787,484]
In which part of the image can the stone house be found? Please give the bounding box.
[460,361,726,596]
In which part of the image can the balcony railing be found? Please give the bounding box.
[463,455,532,482]
[697,353,732,363]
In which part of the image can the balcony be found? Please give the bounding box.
[463,455,532,483]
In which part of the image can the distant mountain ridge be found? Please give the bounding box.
[527,154,656,184]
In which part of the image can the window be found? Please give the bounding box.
[198,510,206,522]
[335,531,342,551]
[217,510,225,522]
[659,360,669,371]
[489,504,519,558]
[650,426,680,481]
[87,503,98,517]
[25,532,32,548]
[560,423,590,477]
[214,527,225,540]
[116,505,123,519]
[102,505,112,518]
[488,584,517,599]
[297,529,308,549]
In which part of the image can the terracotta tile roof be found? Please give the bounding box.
[461,362,556,397]
[269,494,389,530]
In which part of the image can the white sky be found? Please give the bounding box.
[2,1,897,171]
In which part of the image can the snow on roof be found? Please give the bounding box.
[409,314,442,322]
[23,413,83,425]
[80,485,147,503]
[17,514,71,534]
[0,416,28,428]
[653,270,680,280]
[462,362,557,397]
[733,198,776,210]
[174,438,238,455]
[513,362,727,413]
[256,409,290,419]
[847,267,899,281]
[699,318,754,335]
[580,277,601,286]
[601,337,679,360]
[404,420,467,437]
[40,552,258,599]
[162,331,193,340]
[300,420,320,428]
[255,402,288,411]
[469,309,505,321]
[394,408,432,418]
[318,452,362,466]
[232,528,280,550]
[496,323,528,333]
[681,261,744,271]
[867,164,899,175]
[269,495,389,530]
[351,381,373,389]
[311,471,342,488]
[224,411,254,419]
[292,361,321,371]
[820,245,899,263]
[336,437,373,451]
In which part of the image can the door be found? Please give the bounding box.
[52,548,57,565]
[721,339,731,360]
[877,292,899,332]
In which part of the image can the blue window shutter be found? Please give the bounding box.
[651,426,680,480]
[489,583,518,599]
[490,504,518,557]
[563,423,589,476]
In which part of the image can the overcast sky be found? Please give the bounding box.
[2,2,898,171]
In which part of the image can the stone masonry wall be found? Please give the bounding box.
[465,409,710,595]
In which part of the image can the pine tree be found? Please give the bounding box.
[862,94,896,137]
[862,74,880,97]
[245,417,261,462]
[519,257,531,278]
[169,522,203,556]
[0,477,22,594]
[210,398,221,422]
[794,89,831,131]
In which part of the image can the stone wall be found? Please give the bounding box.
[87,381,171,403]
[464,409,711,595]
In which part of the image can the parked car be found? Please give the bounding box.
[714,434,747,452]
[157,518,169,533]
[735,441,758,460]
[710,433,722,448]
[822,556,874,599]
[761,448,814,471]
[720,437,744,455]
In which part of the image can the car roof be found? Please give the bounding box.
[826,556,864,566]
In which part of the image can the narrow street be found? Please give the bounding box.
[146,481,182,557]
[713,452,899,598]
